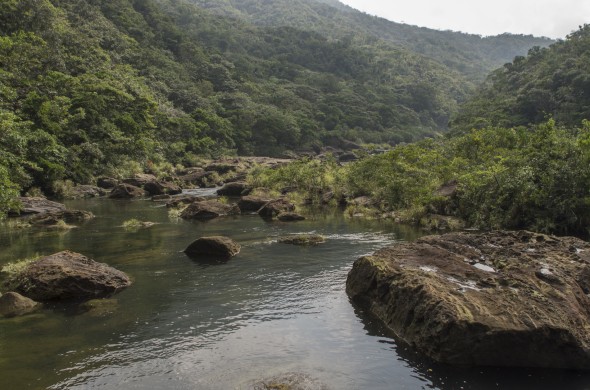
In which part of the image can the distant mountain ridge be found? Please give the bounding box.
[188,0,554,81]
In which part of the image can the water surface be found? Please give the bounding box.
[1,196,589,389]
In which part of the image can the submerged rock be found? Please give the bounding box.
[28,210,95,226]
[13,251,132,301]
[184,236,241,259]
[346,231,590,369]
[0,292,40,318]
[180,200,240,220]
[278,234,325,246]
[249,372,328,390]
[277,212,306,222]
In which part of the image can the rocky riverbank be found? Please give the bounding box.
[346,230,590,369]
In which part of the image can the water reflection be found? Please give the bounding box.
[1,198,589,389]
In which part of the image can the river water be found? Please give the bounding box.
[1,195,589,389]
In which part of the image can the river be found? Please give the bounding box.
[1,194,589,389]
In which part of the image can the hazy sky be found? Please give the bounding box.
[338,0,590,38]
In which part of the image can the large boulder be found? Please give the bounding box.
[346,231,590,369]
[184,236,241,259]
[13,251,132,301]
[217,181,251,196]
[122,173,157,188]
[180,200,240,220]
[96,177,118,189]
[258,199,295,220]
[238,195,272,213]
[109,184,147,199]
[0,292,39,317]
[9,197,66,217]
[143,180,182,196]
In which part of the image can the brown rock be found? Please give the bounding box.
[180,200,240,220]
[65,185,107,199]
[258,199,295,220]
[143,181,182,196]
[0,292,39,318]
[109,184,147,199]
[184,236,241,259]
[97,177,118,189]
[346,231,590,369]
[217,182,251,196]
[14,251,132,301]
[122,173,157,188]
[238,195,272,213]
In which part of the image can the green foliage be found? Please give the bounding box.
[453,25,590,131]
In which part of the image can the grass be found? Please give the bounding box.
[1,255,41,292]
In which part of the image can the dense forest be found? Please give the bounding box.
[453,25,590,131]
[0,0,555,218]
[248,25,590,236]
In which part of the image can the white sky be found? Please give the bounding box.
[338,0,590,38]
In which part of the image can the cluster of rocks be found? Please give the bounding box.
[347,230,590,369]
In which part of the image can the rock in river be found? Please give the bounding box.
[180,200,240,220]
[346,230,590,369]
[13,251,132,301]
[217,181,251,196]
[8,197,66,216]
[0,292,39,318]
[258,198,295,220]
[109,183,147,199]
[184,236,241,259]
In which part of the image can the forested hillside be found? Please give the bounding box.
[190,0,553,81]
[452,25,590,131]
[0,0,549,210]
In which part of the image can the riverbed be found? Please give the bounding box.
[1,195,589,389]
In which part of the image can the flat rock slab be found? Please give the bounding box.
[184,236,241,260]
[28,210,95,226]
[0,292,39,318]
[346,230,590,369]
[277,212,306,222]
[14,251,132,301]
[279,234,325,246]
[9,197,66,216]
[180,200,240,220]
